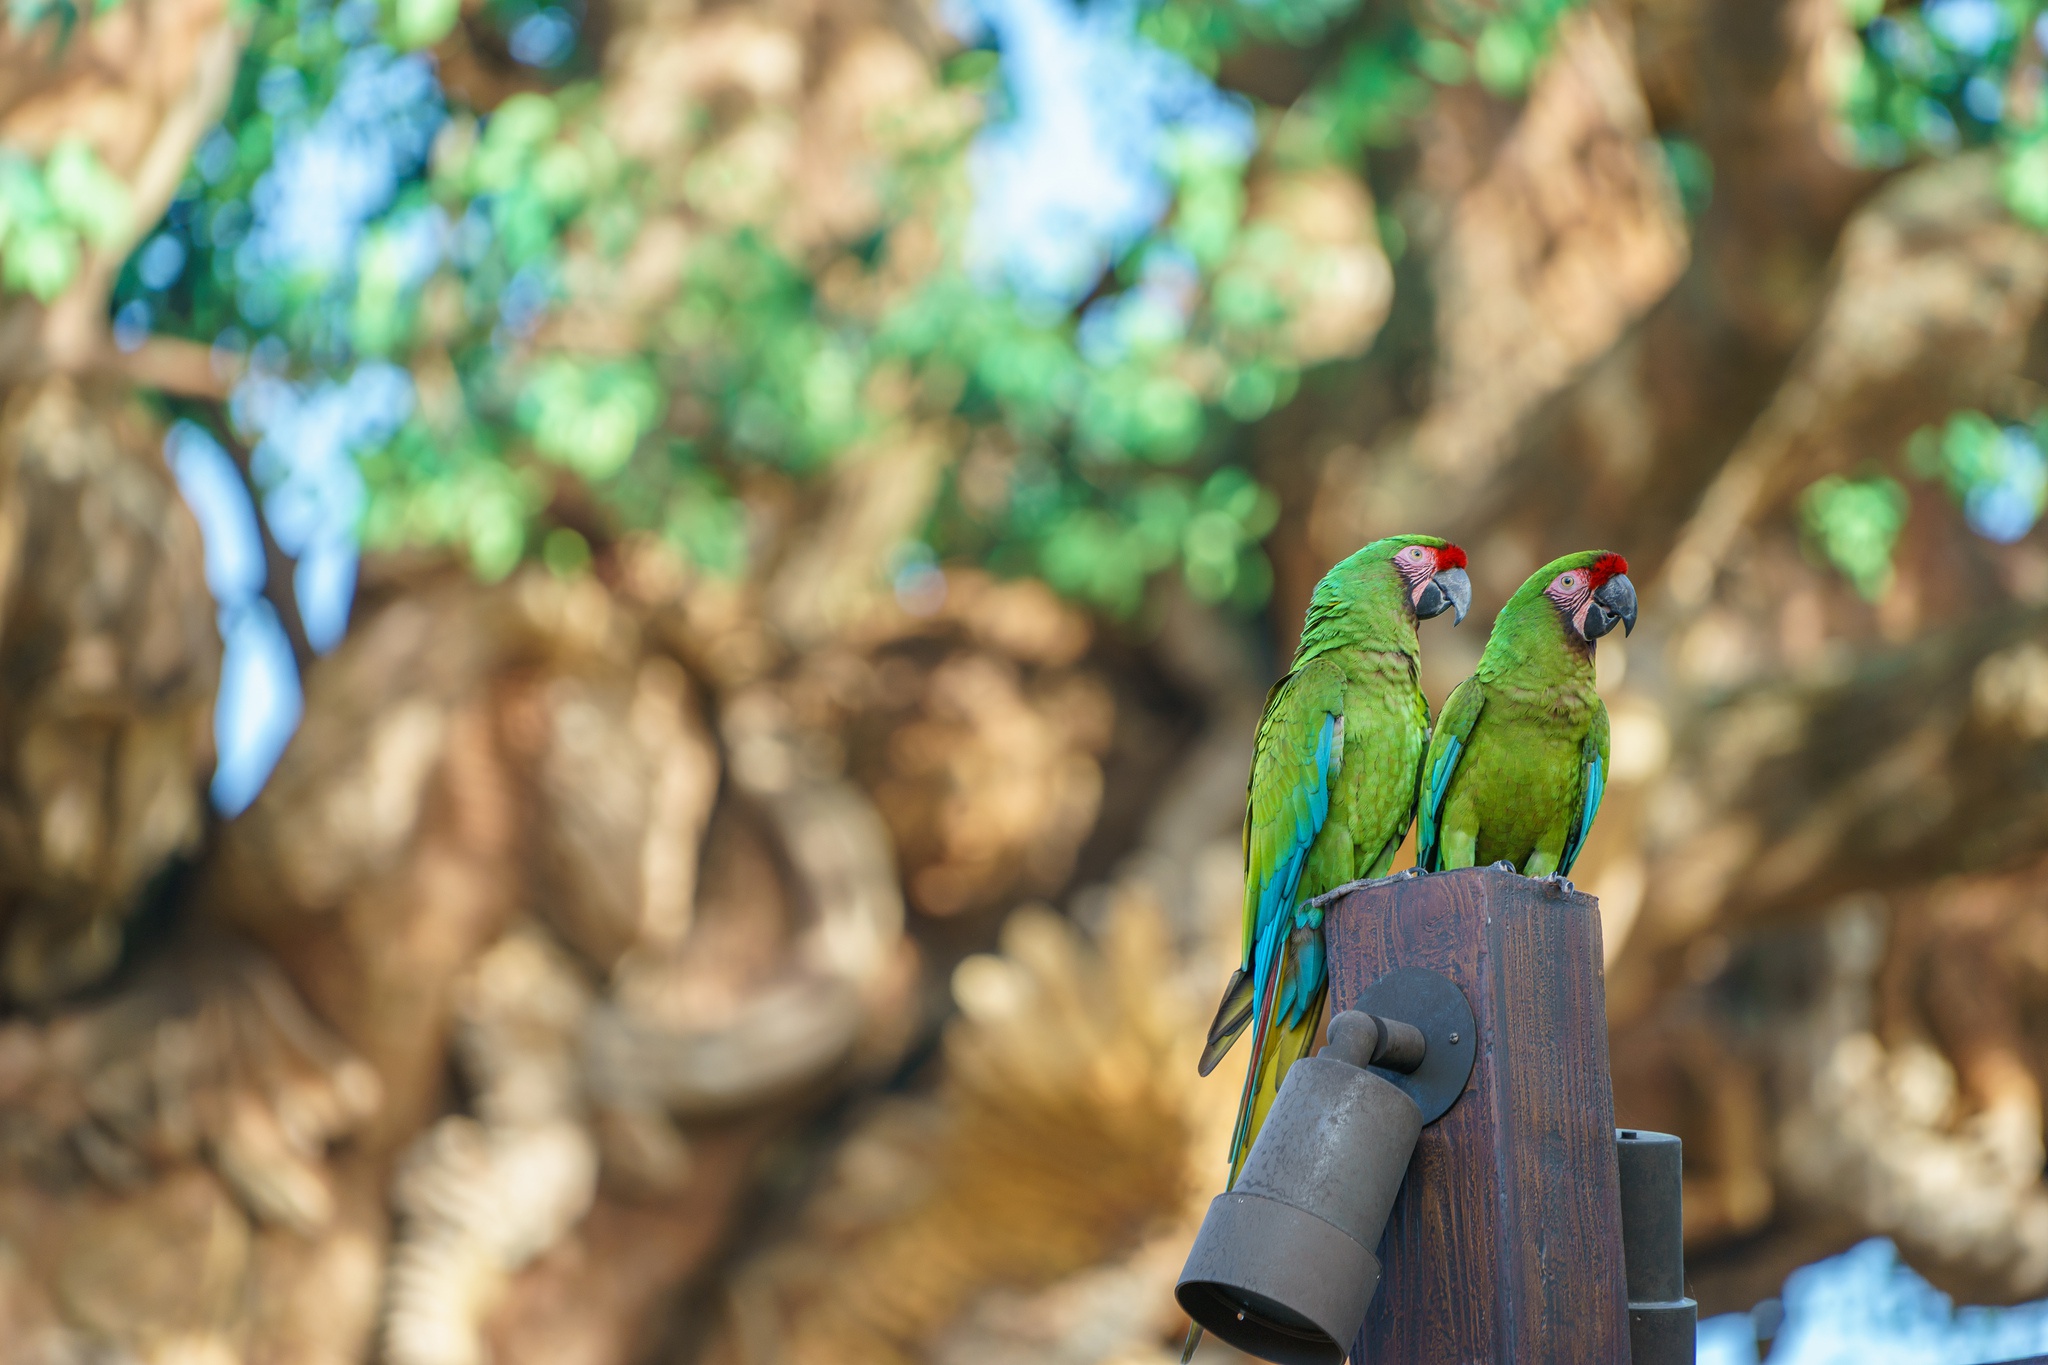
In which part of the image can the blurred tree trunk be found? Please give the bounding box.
[10,1,2048,1364]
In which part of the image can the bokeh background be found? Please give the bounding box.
[2,0,2048,1360]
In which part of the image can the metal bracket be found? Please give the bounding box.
[1351,967,1476,1125]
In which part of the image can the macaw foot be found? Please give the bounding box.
[1490,860,1517,873]
[1399,866,1426,879]
[1540,872,1577,894]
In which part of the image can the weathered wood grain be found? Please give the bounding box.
[1325,866,1628,1365]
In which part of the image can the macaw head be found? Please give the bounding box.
[1540,550,1637,642]
[1384,536,1472,625]
[1298,535,1473,662]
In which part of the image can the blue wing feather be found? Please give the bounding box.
[1231,711,1338,1164]
[1249,712,1333,1004]
[1284,933,1324,1027]
[1560,750,1604,877]
[1415,680,1484,873]
[1416,737,1461,870]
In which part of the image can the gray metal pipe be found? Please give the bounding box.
[1616,1129,1697,1365]
[1325,1009,1426,1074]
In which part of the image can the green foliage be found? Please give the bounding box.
[2002,134,2048,225]
[358,418,546,580]
[1802,474,1909,600]
[517,358,662,480]
[8,0,122,47]
[112,0,1590,622]
[1142,0,1581,130]
[44,140,132,248]
[1217,0,1586,167]
[541,525,592,576]
[0,141,128,301]
[390,0,458,49]
[1834,0,2048,226]
[1909,408,2007,496]
[1803,404,2047,599]
[1834,0,2022,163]
[1824,5,2048,566]
[1455,0,1580,97]
[1034,467,1277,614]
[1660,136,1713,219]
[655,468,751,577]
[1905,406,2048,540]
[1138,0,1366,73]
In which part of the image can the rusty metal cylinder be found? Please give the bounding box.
[1616,1128,1697,1365]
[1177,1022,1424,1365]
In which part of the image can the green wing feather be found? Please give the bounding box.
[1197,659,1345,1078]
[1558,698,1610,877]
[1416,678,1485,872]
[1243,660,1347,943]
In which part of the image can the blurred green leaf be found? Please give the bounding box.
[2004,138,2048,228]
[1474,20,1539,96]
[518,357,662,479]
[1414,38,1470,84]
[1660,136,1713,219]
[1802,474,1909,600]
[0,155,49,260]
[6,221,78,300]
[44,140,130,248]
[393,0,461,49]
[541,526,593,576]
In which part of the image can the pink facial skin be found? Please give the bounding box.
[1546,554,1629,640]
[1394,542,1467,612]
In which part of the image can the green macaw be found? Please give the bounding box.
[1198,535,1472,1184]
[1417,551,1638,879]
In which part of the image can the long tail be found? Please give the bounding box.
[1225,901,1295,1165]
[1227,980,1326,1186]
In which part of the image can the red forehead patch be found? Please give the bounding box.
[1435,544,1468,570]
[1588,552,1628,585]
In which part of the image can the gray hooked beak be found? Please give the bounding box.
[1415,566,1472,625]
[1584,573,1638,640]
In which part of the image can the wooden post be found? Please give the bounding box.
[1324,866,1630,1365]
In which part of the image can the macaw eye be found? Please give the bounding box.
[1558,574,1575,589]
